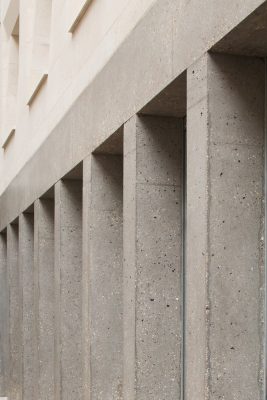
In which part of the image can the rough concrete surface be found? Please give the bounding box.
[0,234,7,396]
[90,154,123,399]
[55,180,83,400]
[7,224,21,400]
[124,115,184,400]
[19,213,36,400]
[34,199,55,400]
[185,53,265,400]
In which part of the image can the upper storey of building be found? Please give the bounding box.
[0,0,156,194]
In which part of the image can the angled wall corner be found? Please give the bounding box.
[27,0,52,106]
[67,0,93,33]
[2,0,19,37]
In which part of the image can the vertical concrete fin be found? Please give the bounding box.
[185,54,209,400]
[185,53,265,400]
[55,179,83,400]
[34,198,55,400]
[0,232,7,396]
[7,223,22,400]
[82,156,91,399]
[19,212,36,400]
[123,115,137,400]
[123,114,184,400]
[89,153,123,399]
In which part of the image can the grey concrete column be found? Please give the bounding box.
[123,115,184,400]
[19,213,37,400]
[82,157,91,400]
[54,179,83,400]
[0,232,7,396]
[7,223,22,400]
[34,199,55,400]
[185,53,265,400]
[86,153,123,399]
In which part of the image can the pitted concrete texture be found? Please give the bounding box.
[0,234,7,396]
[89,154,123,399]
[185,53,265,400]
[7,224,22,400]
[19,213,36,400]
[34,199,55,400]
[124,115,184,400]
[55,180,83,400]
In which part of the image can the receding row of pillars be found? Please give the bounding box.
[0,53,265,400]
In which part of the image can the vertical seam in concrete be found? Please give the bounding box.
[20,216,24,400]
[206,54,211,400]
[134,116,138,400]
[0,233,8,396]
[34,201,40,400]
[82,157,91,400]
[54,182,61,400]
[254,57,266,399]
[6,227,10,400]
[6,229,9,400]
[257,112,265,400]
[181,116,186,400]
[89,163,93,400]
[264,56,267,400]
[19,217,25,400]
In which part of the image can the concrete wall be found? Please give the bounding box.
[185,53,265,400]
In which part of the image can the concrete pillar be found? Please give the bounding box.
[34,199,55,400]
[185,53,265,400]
[0,232,7,396]
[19,213,36,400]
[82,158,91,399]
[7,223,22,400]
[54,179,83,400]
[123,115,184,400]
[86,154,123,399]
